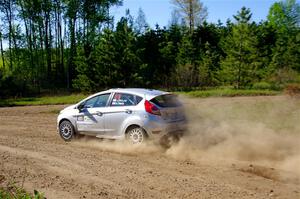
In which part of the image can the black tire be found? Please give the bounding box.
[59,120,75,141]
[126,127,147,144]
[160,133,182,148]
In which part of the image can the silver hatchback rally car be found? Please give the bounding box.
[57,88,186,144]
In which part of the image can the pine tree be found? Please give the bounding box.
[175,33,198,88]
[114,13,142,87]
[199,42,220,86]
[221,7,260,88]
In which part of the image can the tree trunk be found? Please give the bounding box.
[19,1,34,82]
[0,30,5,69]
[3,2,13,70]
[189,0,194,32]
[68,17,77,89]
[45,12,51,81]
[58,2,64,80]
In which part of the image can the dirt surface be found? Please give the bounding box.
[0,96,300,199]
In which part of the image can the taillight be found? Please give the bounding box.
[144,100,161,116]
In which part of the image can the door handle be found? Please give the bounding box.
[125,109,132,114]
[96,111,103,116]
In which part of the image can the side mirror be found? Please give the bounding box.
[77,103,85,112]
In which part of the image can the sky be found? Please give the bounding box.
[110,0,280,27]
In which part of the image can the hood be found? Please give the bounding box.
[60,104,76,114]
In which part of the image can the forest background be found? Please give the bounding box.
[0,0,299,97]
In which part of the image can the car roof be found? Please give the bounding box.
[76,88,170,106]
[107,88,169,100]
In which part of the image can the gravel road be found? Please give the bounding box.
[0,96,299,198]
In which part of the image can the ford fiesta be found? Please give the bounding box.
[57,88,187,144]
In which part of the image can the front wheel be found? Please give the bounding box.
[59,120,75,141]
[126,127,147,144]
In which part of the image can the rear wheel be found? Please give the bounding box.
[59,120,75,141]
[160,132,182,148]
[126,127,147,144]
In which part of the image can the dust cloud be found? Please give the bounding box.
[167,96,300,179]
[74,137,164,156]
[75,96,300,179]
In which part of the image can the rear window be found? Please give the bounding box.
[150,94,182,108]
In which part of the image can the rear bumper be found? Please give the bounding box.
[143,118,187,138]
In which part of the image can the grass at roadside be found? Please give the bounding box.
[0,187,44,199]
[0,174,44,199]
[0,89,281,107]
[0,94,88,107]
[178,89,280,98]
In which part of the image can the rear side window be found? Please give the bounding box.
[136,96,143,104]
[150,94,182,108]
[111,93,143,106]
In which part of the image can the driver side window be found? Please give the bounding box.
[111,93,136,106]
[84,93,111,108]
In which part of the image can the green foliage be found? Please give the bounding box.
[252,82,272,90]
[176,34,196,65]
[72,74,94,92]
[0,0,299,97]
[73,13,143,92]
[221,7,262,88]
[198,42,221,86]
[180,89,280,98]
[0,90,280,107]
[268,0,300,31]
[0,185,44,199]
[268,0,300,73]
[0,56,7,68]
[266,67,300,92]
[173,33,198,87]
[0,94,87,107]
[270,30,300,71]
